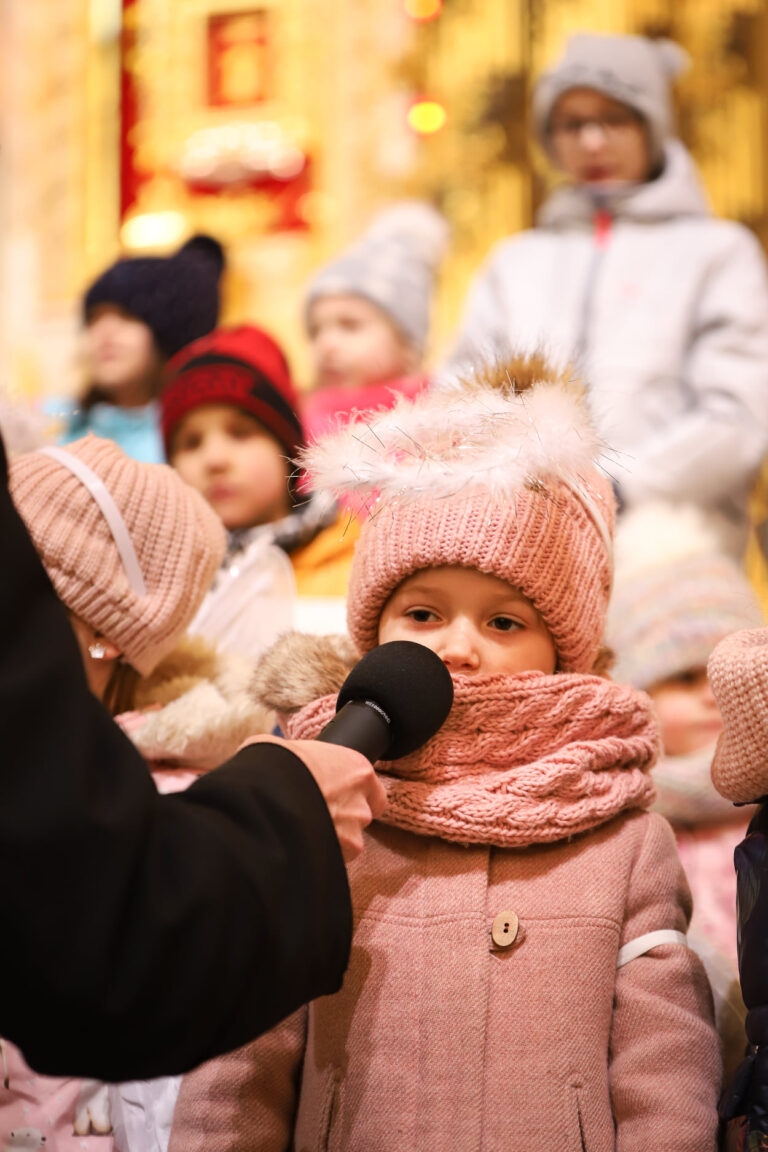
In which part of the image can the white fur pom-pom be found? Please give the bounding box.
[302,356,603,505]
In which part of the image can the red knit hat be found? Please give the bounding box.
[161,324,304,460]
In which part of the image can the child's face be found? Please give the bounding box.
[548,87,651,185]
[170,404,291,531]
[647,667,722,758]
[307,294,418,392]
[378,567,556,677]
[83,304,161,401]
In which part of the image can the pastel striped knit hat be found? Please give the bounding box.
[607,503,763,690]
[10,434,225,675]
[709,628,768,803]
[303,355,615,673]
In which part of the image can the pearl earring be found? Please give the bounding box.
[88,641,107,660]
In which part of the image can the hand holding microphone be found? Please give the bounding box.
[317,639,454,762]
[245,642,454,861]
[314,640,454,858]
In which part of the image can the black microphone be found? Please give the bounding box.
[317,640,454,763]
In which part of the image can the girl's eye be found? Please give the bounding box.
[227,420,261,440]
[674,668,706,688]
[173,434,200,453]
[405,608,437,624]
[489,616,521,633]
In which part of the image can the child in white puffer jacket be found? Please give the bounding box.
[447,33,768,557]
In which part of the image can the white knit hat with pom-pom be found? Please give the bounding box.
[305,201,449,353]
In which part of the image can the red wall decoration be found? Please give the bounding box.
[208,11,271,108]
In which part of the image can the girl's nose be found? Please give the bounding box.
[201,437,231,472]
[312,328,336,356]
[438,622,480,673]
[580,122,608,151]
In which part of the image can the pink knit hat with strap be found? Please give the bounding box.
[302,356,615,673]
[709,627,768,803]
[10,434,225,675]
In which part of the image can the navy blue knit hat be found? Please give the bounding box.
[83,234,225,360]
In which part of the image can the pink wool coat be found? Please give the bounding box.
[169,808,720,1151]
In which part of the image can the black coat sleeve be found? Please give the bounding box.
[722,803,768,1134]
[0,436,351,1081]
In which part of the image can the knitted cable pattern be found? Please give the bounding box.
[289,669,659,847]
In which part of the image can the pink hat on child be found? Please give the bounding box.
[10,434,225,675]
[709,627,768,803]
[303,356,615,673]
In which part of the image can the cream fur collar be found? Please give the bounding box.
[120,635,273,770]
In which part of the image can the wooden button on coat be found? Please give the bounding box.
[491,910,519,948]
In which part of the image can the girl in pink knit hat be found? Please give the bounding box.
[167,355,720,1151]
[1,434,276,1150]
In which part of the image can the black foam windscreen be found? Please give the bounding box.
[336,640,454,760]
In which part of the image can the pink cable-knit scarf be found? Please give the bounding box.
[289,670,660,847]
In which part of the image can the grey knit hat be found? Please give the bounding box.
[305,201,448,354]
[532,34,688,165]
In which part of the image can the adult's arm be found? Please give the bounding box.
[0,435,352,1081]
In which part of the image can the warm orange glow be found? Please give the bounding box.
[404,0,443,19]
[407,100,447,135]
[121,211,187,251]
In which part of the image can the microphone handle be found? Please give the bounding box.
[316,699,391,764]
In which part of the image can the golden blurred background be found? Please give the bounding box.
[1,0,767,396]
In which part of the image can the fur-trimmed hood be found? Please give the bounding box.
[253,631,359,718]
[118,634,273,771]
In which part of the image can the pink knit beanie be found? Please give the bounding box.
[709,627,768,803]
[10,434,225,675]
[303,357,615,673]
